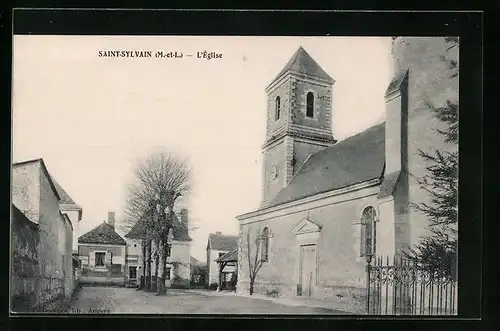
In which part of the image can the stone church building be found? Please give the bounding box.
[236,38,458,305]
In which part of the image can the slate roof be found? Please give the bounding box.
[208,233,238,251]
[385,68,409,97]
[377,170,401,199]
[268,46,334,88]
[215,248,238,263]
[267,122,386,208]
[78,222,126,245]
[49,175,77,205]
[124,213,192,242]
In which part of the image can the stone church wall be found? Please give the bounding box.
[290,77,332,130]
[266,79,291,139]
[238,185,379,313]
[392,37,459,245]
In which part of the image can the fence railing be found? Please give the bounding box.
[366,256,457,315]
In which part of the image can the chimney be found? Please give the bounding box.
[180,208,188,228]
[107,211,115,229]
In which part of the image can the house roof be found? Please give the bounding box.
[124,212,192,242]
[208,233,238,252]
[13,158,61,201]
[78,222,126,245]
[49,175,77,205]
[268,46,334,88]
[215,248,238,263]
[267,122,386,208]
[190,256,206,266]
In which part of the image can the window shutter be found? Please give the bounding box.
[89,251,95,266]
[105,251,112,265]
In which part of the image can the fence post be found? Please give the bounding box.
[365,255,373,315]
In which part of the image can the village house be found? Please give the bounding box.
[125,208,192,288]
[206,232,238,288]
[236,39,458,309]
[215,249,238,291]
[11,158,77,312]
[78,212,127,286]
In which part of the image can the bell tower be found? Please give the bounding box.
[261,46,337,205]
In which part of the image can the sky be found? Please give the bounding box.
[12,36,393,261]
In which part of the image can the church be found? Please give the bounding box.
[236,38,458,307]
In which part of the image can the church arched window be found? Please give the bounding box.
[360,206,377,257]
[275,96,281,121]
[261,227,270,262]
[306,92,314,118]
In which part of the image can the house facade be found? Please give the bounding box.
[236,39,458,309]
[11,158,76,312]
[125,208,192,287]
[206,232,238,287]
[78,212,127,286]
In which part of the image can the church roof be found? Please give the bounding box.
[124,212,192,242]
[268,122,386,208]
[78,222,126,245]
[207,233,238,252]
[268,46,335,88]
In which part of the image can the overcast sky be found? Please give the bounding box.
[12,36,392,261]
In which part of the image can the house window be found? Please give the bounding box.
[306,92,314,118]
[275,96,281,121]
[95,252,105,266]
[166,267,171,280]
[261,227,270,262]
[134,244,137,247]
[360,207,377,257]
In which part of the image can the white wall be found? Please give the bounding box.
[208,249,231,285]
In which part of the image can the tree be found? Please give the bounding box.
[405,38,459,280]
[245,227,264,295]
[122,150,191,295]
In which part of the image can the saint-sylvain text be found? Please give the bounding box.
[98,50,223,60]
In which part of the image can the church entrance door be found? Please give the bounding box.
[299,244,316,297]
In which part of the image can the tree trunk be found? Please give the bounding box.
[153,242,159,292]
[156,240,165,295]
[139,240,146,290]
[145,240,152,291]
[249,276,254,295]
[158,238,168,295]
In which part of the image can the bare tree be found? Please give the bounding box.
[245,227,264,295]
[122,150,191,295]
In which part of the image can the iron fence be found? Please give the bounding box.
[366,255,457,315]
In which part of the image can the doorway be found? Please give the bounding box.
[129,266,137,280]
[298,244,316,297]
